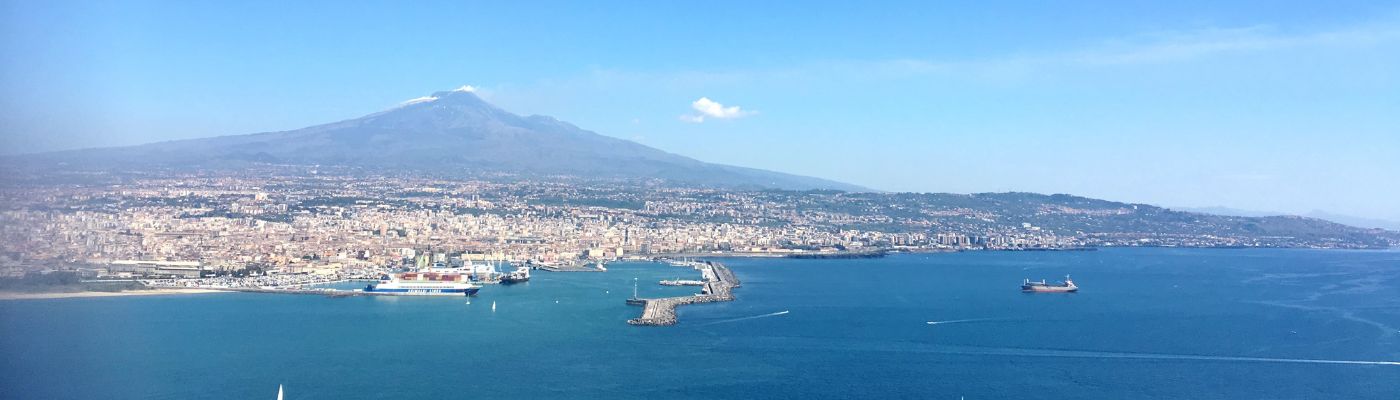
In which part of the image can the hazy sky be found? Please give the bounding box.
[2,1,1398,220]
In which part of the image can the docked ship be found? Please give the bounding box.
[364,270,481,296]
[500,266,531,284]
[1021,275,1078,293]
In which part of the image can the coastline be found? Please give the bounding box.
[0,288,229,300]
[648,245,1386,260]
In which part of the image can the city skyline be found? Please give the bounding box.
[3,1,1398,221]
[3,4,1399,398]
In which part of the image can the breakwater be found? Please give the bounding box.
[627,262,740,326]
[534,261,608,272]
[786,250,887,259]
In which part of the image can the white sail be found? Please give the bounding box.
[277,384,283,400]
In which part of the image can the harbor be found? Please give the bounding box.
[627,261,741,326]
[120,256,747,305]
[219,286,408,297]
[135,260,514,297]
[7,249,1398,399]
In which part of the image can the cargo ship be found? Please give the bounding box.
[364,271,481,296]
[1021,275,1078,293]
[500,266,531,285]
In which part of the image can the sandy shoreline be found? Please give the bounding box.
[0,288,229,300]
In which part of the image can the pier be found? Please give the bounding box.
[627,262,740,326]
[785,250,887,259]
[534,260,608,272]
[218,287,401,297]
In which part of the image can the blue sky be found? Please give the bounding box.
[2,1,1398,220]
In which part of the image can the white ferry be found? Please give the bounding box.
[364,269,481,296]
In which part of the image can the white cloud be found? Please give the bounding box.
[401,96,438,105]
[453,85,477,92]
[693,97,750,118]
[681,97,754,123]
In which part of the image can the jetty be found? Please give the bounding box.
[218,287,396,297]
[534,260,607,272]
[785,250,887,259]
[627,262,740,326]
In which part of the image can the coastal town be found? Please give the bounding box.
[1,168,1394,283]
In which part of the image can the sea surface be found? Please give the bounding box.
[3,248,1399,399]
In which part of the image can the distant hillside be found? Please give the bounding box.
[1173,206,1284,218]
[1174,206,1400,231]
[5,88,1390,248]
[6,88,865,192]
[716,191,1398,248]
[1301,211,1400,232]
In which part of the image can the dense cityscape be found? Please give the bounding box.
[2,167,1393,281]
[5,2,1400,399]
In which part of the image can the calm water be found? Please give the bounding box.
[3,248,1399,399]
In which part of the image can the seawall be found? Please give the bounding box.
[627,262,740,326]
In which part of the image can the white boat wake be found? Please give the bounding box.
[926,318,1009,325]
[701,310,790,326]
[933,345,1400,366]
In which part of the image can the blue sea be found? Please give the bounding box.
[3,248,1399,399]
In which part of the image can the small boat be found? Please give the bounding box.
[1022,275,1078,293]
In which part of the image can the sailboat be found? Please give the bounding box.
[277,385,283,400]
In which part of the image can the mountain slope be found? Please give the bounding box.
[718,191,1397,248]
[14,88,866,191]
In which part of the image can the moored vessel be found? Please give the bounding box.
[364,271,481,296]
[1022,275,1078,293]
[500,266,531,284]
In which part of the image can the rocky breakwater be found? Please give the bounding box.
[627,262,740,326]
